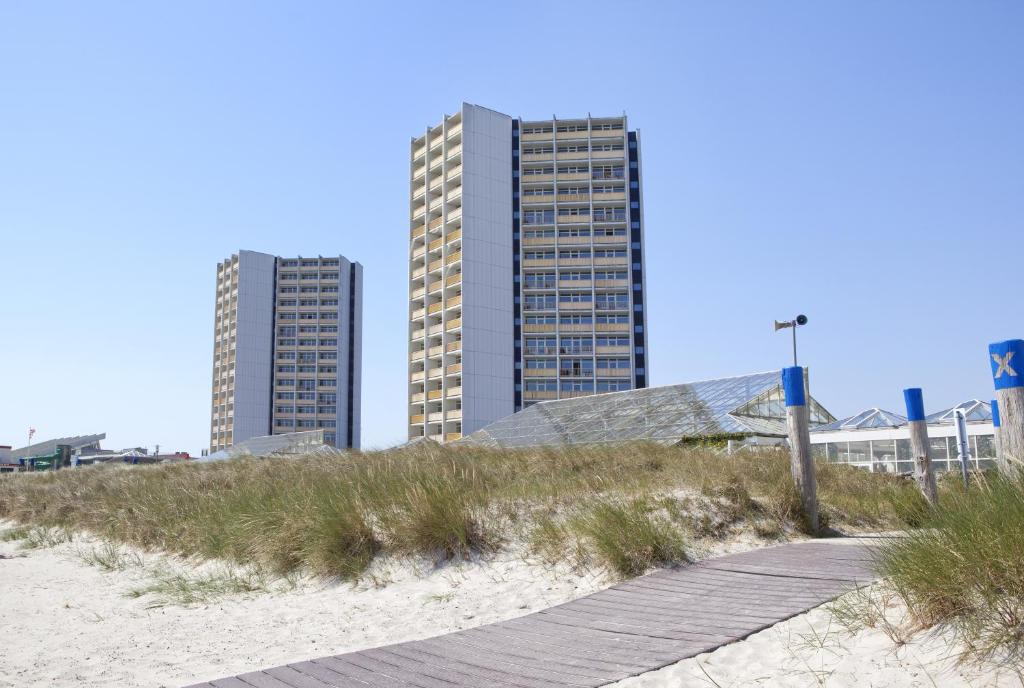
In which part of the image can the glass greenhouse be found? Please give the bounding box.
[810,400,996,473]
[459,370,836,447]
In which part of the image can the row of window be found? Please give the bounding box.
[278,299,339,307]
[277,338,339,347]
[279,272,340,281]
[522,184,625,197]
[523,227,627,238]
[280,286,339,294]
[525,358,630,369]
[522,143,624,155]
[522,208,627,224]
[520,123,624,134]
[278,312,339,321]
[524,293,629,305]
[522,336,643,354]
[524,270,627,285]
[523,380,631,392]
[523,249,628,260]
[278,351,338,360]
[277,326,338,336]
[280,259,341,268]
[276,419,337,428]
[276,392,337,402]
[276,378,338,388]
[275,406,337,414]
[523,314,629,325]
[521,165,625,179]
[276,365,337,374]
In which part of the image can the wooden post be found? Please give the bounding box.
[989,339,1024,477]
[782,366,818,533]
[992,398,1003,468]
[903,388,938,506]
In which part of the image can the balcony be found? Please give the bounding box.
[559,323,593,333]
[523,390,557,400]
[597,368,632,378]
[595,322,630,332]
[427,302,443,315]
[523,281,556,290]
[522,258,556,268]
[558,172,590,182]
[411,328,425,340]
[411,286,425,299]
[445,295,462,309]
[522,153,553,163]
[427,389,443,401]
[446,340,461,352]
[412,307,426,319]
[411,225,425,240]
[412,245,426,259]
[446,409,462,421]
[524,368,556,377]
[559,301,594,311]
[428,259,443,272]
[410,370,425,382]
[592,191,626,202]
[410,392,425,403]
[445,251,462,265]
[595,256,629,267]
[428,216,444,231]
[446,228,462,243]
[594,234,628,244]
[445,274,462,287]
[523,323,556,333]
[522,173,554,183]
[446,143,462,159]
[410,414,424,424]
[560,369,595,378]
[446,318,462,330]
[410,350,425,363]
[521,131,553,141]
[411,266,426,279]
[446,386,462,397]
[428,345,444,357]
[556,151,588,161]
[445,432,462,442]
[446,165,462,181]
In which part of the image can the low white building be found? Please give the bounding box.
[810,400,995,474]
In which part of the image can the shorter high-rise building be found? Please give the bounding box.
[210,250,362,452]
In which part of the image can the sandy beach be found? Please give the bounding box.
[1,525,1017,688]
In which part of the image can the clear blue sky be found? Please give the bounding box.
[1,1,1022,453]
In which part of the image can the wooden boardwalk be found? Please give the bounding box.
[185,540,878,688]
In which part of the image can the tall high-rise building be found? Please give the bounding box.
[408,103,648,442]
[211,250,363,452]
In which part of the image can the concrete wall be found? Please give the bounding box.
[232,250,276,445]
[459,103,514,435]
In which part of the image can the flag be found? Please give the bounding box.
[28,427,35,440]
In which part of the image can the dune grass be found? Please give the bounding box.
[0,443,922,581]
[874,471,1024,662]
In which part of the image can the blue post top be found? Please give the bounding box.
[781,366,806,407]
[903,388,926,422]
[989,339,1024,390]
[992,399,1001,428]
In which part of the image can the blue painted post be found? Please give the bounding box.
[782,366,818,533]
[904,388,938,505]
[991,399,1002,467]
[989,339,1024,475]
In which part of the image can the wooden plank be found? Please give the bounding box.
[264,666,346,688]
[188,541,883,688]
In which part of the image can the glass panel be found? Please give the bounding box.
[929,437,949,471]
[896,461,913,474]
[811,443,827,461]
[827,442,846,463]
[895,438,912,461]
[848,441,871,464]
[871,440,897,473]
[975,434,995,459]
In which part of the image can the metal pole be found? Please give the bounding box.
[904,388,938,506]
[792,324,797,366]
[953,408,971,489]
[783,366,818,533]
[989,339,1024,477]
[992,398,1003,468]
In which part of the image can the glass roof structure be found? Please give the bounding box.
[459,371,836,448]
[925,400,992,425]
[813,408,908,432]
[8,433,107,461]
[200,429,339,461]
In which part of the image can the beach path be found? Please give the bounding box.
[184,539,878,688]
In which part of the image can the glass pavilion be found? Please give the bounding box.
[459,371,836,448]
[810,400,996,473]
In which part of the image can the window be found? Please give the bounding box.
[279,313,297,320]
[278,338,296,346]
[297,419,316,428]
[278,326,296,336]
[277,365,296,373]
[318,406,337,414]
[594,270,627,280]
[592,143,624,152]
[525,337,557,355]
[558,227,591,237]
[560,314,593,325]
[560,186,588,196]
[298,325,317,334]
[300,286,318,294]
[560,358,594,376]
[560,337,593,354]
[524,210,555,225]
[320,325,338,333]
[318,420,337,428]
[597,380,631,392]
[595,227,626,236]
[596,314,630,324]
[597,358,631,368]
[525,358,556,369]
[593,185,625,194]
[298,352,316,361]
[597,336,630,347]
[318,379,337,387]
[593,207,627,221]
[557,144,588,152]
[300,273,318,280]
[320,312,339,320]
[559,250,591,259]
[321,259,339,267]
[321,272,339,280]
[321,285,339,293]
[277,378,296,387]
[276,392,295,400]
[558,165,589,174]
[592,165,624,180]
[318,393,337,403]
[297,391,316,400]
[298,338,317,346]
[594,248,628,258]
[300,299,318,307]
[556,124,588,133]
[280,273,298,281]
[524,294,556,310]
[278,299,296,307]
[523,188,555,197]
[524,272,555,288]
[280,260,298,267]
[524,228,555,238]
[298,365,316,373]
[561,380,595,392]
[525,379,557,391]
[560,271,591,281]
[298,380,316,390]
[524,250,555,260]
[320,366,337,374]
[320,338,338,346]
[523,146,553,154]
[522,126,553,134]
[276,419,295,428]
[558,292,592,303]
[558,207,589,217]
[524,314,557,324]
[296,405,315,414]
[596,293,629,310]
[299,313,318,320]
[319,351,338,360]
[592,122,623,131]
[279,286,297,294]
[523,166,554,176]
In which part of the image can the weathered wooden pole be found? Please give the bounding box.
[782,366,818,533]
[903,388,938,506]
[992,398,1003,468]
[989,339,1024,477]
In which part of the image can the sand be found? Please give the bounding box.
[609,590,1021,688]
[2,525,1016,688]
